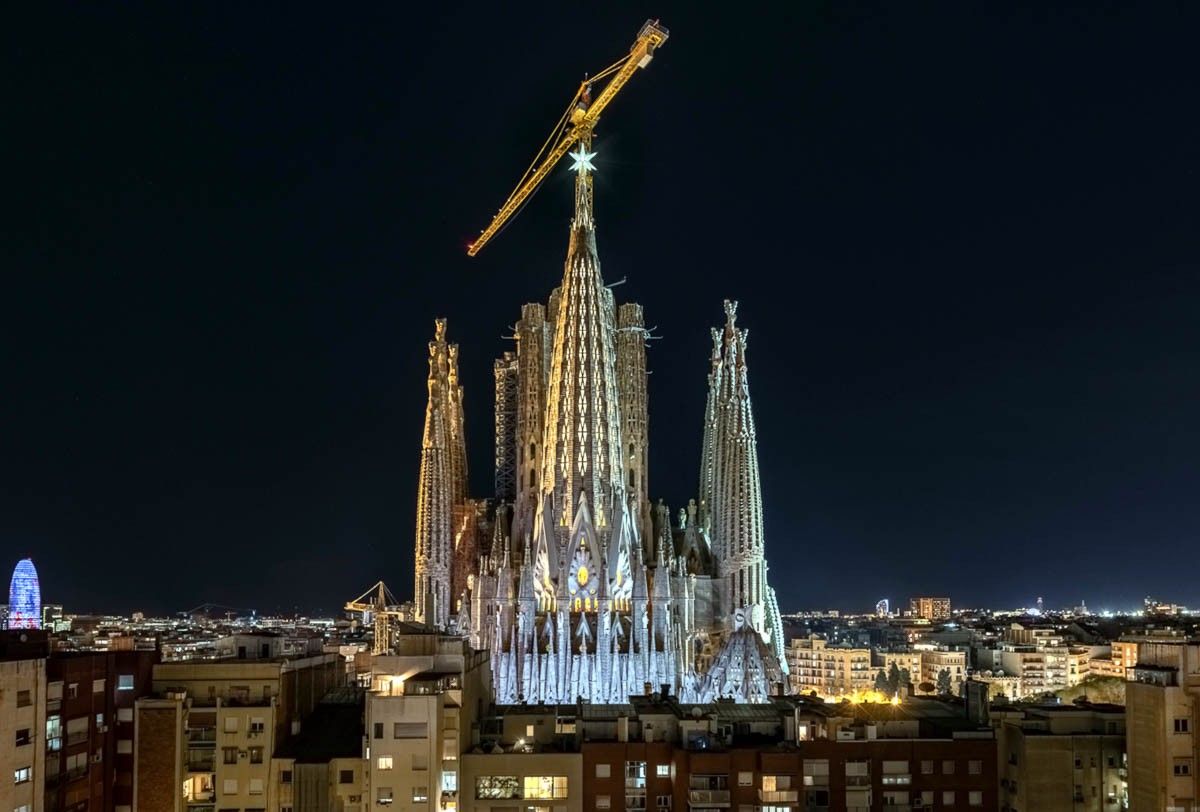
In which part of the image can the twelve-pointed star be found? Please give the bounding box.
[568,147,597,173]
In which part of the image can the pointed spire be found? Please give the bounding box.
[414,319,454,628]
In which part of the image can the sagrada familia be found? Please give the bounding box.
[411,152,787,703]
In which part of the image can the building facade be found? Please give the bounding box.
[0,630,48,812]
[414,152,787,704]
[1126,640,1200,812]
[909,598,951,622]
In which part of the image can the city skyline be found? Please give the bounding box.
[8,4,1200,615]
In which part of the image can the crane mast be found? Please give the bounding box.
[466,19,669,256]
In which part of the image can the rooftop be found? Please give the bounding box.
[276,688,364,763]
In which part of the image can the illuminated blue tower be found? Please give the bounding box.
[7,558,42,630]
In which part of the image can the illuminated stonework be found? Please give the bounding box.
[414,163,786,703]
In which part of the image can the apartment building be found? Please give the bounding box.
[44,649,157,812]
[365,625,490,812]
[1126,639,1200,812]
[786,636,873,697]
[909,597,952,621]
[993,701,1126,812]
[462,692,998,811]
[134,650,341,811]
[921,649,967,693]
[0,630,48,812]
[271,687,365,812]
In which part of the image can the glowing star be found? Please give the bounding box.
[568,147,597,173]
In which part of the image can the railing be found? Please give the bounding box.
[185,789,215,802]
[66,732,88,747]
[186,729,216,745]
[186,757,215,773]
[687,790,730,806]
[845,775,871,787]
[758,789,799,803]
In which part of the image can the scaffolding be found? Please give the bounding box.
[493,352,518,501]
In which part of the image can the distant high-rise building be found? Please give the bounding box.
[908,596,951,621]
[875,599,889,617]
[1036,596,1044,614]
[6,558,41,629]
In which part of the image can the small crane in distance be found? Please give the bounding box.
[466,19,669,257]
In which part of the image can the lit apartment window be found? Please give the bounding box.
[526,724,535,737]
[14,767,31,784]
[762,775,792,792]
[376,788,393,805]
[656,764,670,778]
[523,776,568,800]
[412,786,429,802]
[882,761,910,785]
[378,756,394,770]
[117,675,134,691]
[441,770,457,792]
[626,762,647,789]
[15,806,31,812]
[475,776,519,800]
[596,763,611,778]
[1175,718,1190,733]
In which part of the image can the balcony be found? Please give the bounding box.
[187,757,215,773]
[688,790,730,807]
[758,789,799,803]
[186,728,216,746]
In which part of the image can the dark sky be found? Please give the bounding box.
[6,3,1199,616]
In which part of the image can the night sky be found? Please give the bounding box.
[7,3,1200,616]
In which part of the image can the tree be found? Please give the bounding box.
[937,668,952,695]
[899,668,912,693]
[874,669,889,693]
[887,662,902,695]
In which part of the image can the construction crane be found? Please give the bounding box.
[345,581,407,655]
[466,19,669,256]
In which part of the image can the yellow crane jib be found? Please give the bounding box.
[466,19,668,257]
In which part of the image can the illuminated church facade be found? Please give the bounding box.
[411,152,786,703]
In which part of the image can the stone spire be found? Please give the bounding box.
[539,138,629,534]
[697,326,723,529]
[709,301,768,631]
[414,319,454,628]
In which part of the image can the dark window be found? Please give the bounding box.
[15,729,31,746]
[373,722,384,740]
[1176,718,1190,733]
[223,747,238,765]
[16,690,31,708]
[281,770,293,784]
[340,769,354,784]
[249,747,263,764]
